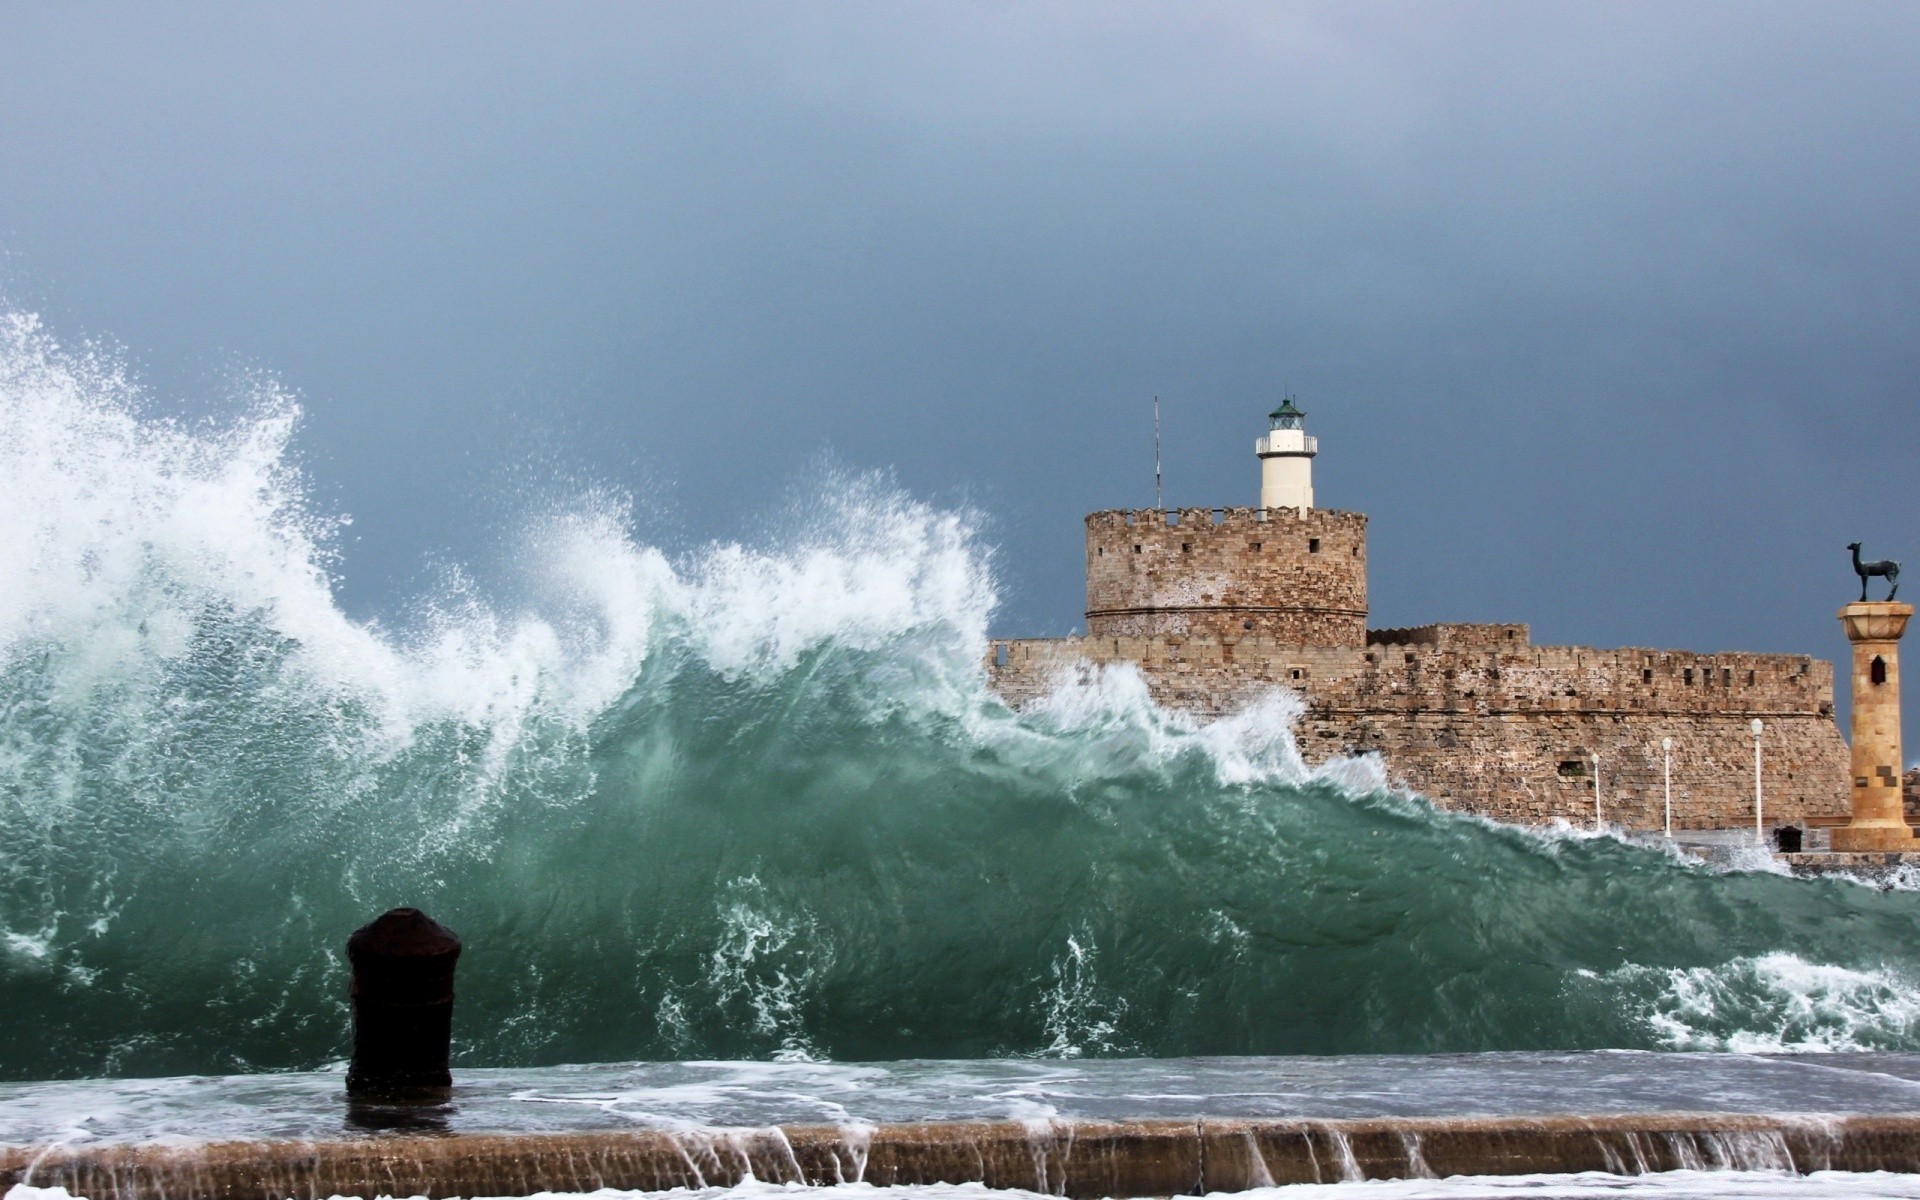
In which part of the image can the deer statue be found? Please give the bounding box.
[1849,542,1901,602]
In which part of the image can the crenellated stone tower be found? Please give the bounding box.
[1084,401,1367,644]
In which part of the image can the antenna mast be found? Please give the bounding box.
[1153,395,1162,509]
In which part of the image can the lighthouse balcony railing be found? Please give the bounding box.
[1259,433,1317,455]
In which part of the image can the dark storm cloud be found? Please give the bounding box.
[2,2,1917,741]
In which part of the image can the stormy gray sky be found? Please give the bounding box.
[3,3,1918,742]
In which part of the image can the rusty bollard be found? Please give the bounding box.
[345,907,461,1099]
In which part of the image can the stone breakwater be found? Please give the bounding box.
[10,1115,1920,1199]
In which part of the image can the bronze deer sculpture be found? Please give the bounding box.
[1849,542,1900,602]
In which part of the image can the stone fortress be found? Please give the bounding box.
[985,400,1866,832]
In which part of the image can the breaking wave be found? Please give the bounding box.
[3,307,1920,1081]
[1590,954,1920,1054]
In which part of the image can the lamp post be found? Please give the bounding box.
[1662,737,1673,839]
[1751,718,1764,846]
[1592,752,1602,831]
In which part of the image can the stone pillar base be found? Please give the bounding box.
[1830,824,1916,851]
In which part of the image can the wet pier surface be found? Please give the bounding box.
[8,1053,1920,1199]
[9,1051,1920,1143]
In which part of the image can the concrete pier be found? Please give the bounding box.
[10,1114,1920,1200]
[1831,601,1914,851]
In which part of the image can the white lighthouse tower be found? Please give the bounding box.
[1256,397,1317,510]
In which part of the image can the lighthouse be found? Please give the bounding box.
[1257,397,1317,510]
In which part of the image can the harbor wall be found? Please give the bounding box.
[9,1114,1920,1199]
[986,631,1850,830]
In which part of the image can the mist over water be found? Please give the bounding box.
[3,309,1920,1083]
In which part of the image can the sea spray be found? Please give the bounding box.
[3,307,1920,1081]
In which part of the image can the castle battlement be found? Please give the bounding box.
[987,400,1850,832]
[1086,507,1367,645]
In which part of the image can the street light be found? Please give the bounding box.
[1592,751,1602,831]
[1662,737,1673,839]
[1751,718,1765,846]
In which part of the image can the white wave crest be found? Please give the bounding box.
[0,309,992,753]
[1001,659,1388,793]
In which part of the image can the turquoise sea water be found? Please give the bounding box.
[3,308,1920,1083]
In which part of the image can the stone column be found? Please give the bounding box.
[1831,601,1913,851]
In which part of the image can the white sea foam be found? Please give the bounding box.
[1206,1172,1920,1197]
[514,1174,1920,1199]
[1033,932,1130,1059]
[1595,952,1920,1053]
[993,657,1388,794]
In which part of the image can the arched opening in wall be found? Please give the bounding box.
[1873,655,1888,685]
[1309,538,1321,553]
[995,644,1009,667]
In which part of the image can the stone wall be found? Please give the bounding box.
[1084,508,1367,645]
[985,634,1849,830]
[1368,623,1531,651]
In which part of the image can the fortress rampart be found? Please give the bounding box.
[1085,508,1367,645]
[986,630,1849,829]
[994,404,1856,833]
